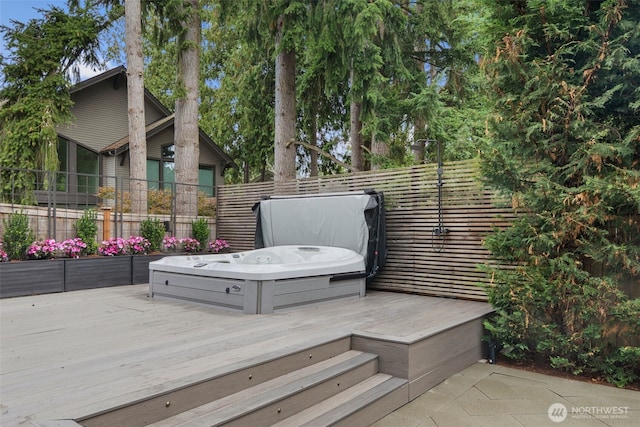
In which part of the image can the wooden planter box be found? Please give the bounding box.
[0,254,174,298]
[64,256,133,291]
[0,260,65,298]
[131,254,167,285]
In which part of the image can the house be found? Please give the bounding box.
[53,66,233,201]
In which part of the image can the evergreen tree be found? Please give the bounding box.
[0,4,107,202]
[481,0,640,386]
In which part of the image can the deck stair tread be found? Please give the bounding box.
[147,350,380,427]
[273,374,408,427]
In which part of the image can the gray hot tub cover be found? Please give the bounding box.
[253,190,386,280]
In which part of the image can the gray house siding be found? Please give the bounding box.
[52,67,233,196]
[58,75,167,156]
[147,127,175,158]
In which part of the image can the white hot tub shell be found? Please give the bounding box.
[149,245,366,313]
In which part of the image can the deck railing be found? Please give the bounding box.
[0,167,215,242]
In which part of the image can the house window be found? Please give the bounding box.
[147,159,160,190]
[55,137,99,194]
[146,143,215,196]
[198,167,214,197]
[77,145,99,194]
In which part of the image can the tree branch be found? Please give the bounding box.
[286,139,357,172]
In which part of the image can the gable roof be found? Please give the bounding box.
[71,66,235,169]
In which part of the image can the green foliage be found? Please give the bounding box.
[133,0,490,181]
[140,218,165,253]
[1,211,35,260]
[481,0,640,387]
[0,4,108,201]
[74,209,98,255]
[191,218,210,247]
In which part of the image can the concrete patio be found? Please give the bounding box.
[374,361,639,426]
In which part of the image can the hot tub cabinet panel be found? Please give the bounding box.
[149,246,367,314]
[150,271,365,314]
[150,271,252,313]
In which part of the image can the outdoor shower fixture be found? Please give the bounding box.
[416,139,449,252]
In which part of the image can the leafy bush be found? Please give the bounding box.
[74,209,98,254]
[480,0,640,387]
[98,187,216,216]
[191,218,209,248]
[140,218,165,252]
[2,211,34,260]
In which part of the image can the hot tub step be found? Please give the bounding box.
[146,350,380,427]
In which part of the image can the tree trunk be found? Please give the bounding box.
[371,134,388,170]
[174,0,200,217]
[125,0,147,214]
[309,115,318,177]
[274,14,297,185]
[349,99,364,172]
[412,116,426,164]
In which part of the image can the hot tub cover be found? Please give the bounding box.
[253,190,386,279]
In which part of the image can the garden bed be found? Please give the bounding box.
[0,254,169,298]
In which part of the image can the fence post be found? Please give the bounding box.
[102,207,112,241]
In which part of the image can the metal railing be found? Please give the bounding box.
[0,167,215,241]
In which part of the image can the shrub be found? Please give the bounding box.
[2,211,34,260]
[74,209,98,255]
[191,218,209,248]
[140,218,165,252]
[198,193,216,217]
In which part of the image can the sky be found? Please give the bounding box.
[0,0,110,80]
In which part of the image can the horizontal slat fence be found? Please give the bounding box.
[216,159,515,301]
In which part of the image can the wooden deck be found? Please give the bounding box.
[0,285,493,426]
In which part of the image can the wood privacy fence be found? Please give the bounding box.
[216,159,516,301]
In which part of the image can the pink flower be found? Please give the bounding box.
[208,239,230,253]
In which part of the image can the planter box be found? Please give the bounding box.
[64,256,133,291]
[132,254,168,285]
[0,260,65,298]
[0,254,180,298]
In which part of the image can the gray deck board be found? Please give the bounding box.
[0,285,492,426]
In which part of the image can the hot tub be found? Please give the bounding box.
[149,245,366,314]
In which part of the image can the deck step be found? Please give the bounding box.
[147,350,380,427]
[273,374,409,427]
